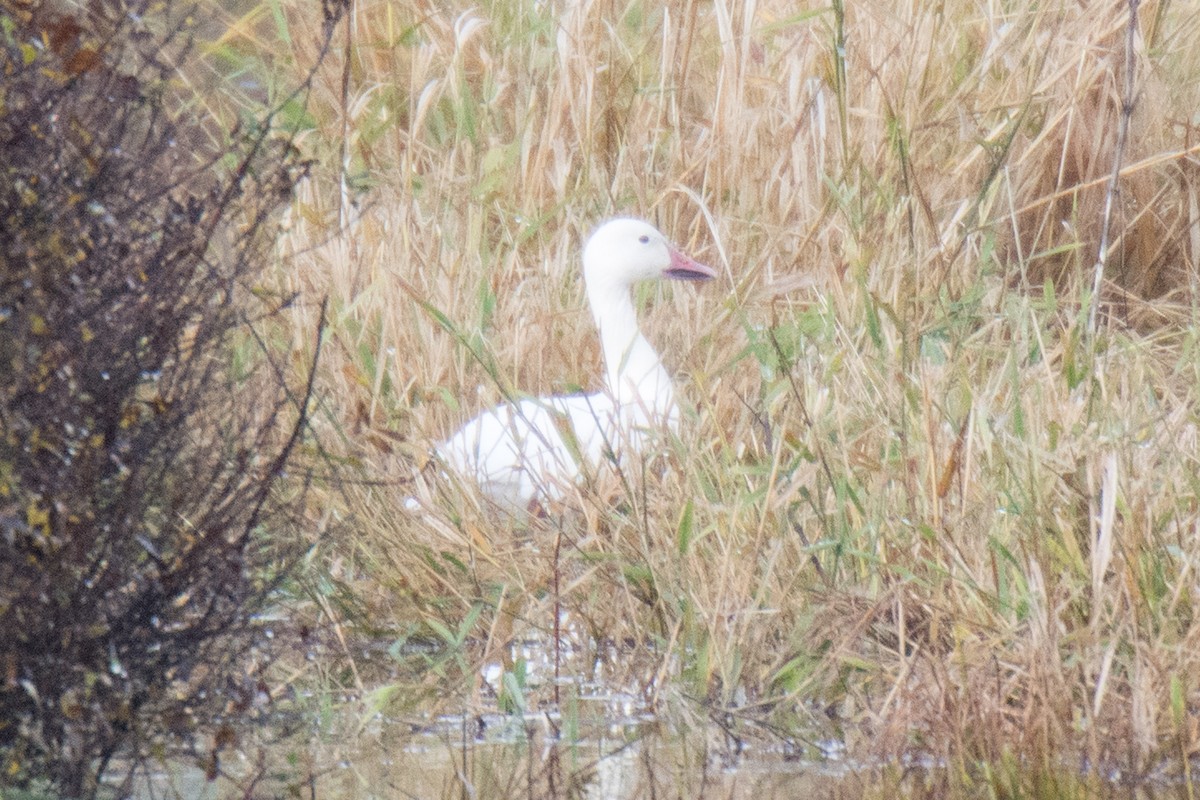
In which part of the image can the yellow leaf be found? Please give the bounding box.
[26,501,50,536]
[120,404,142,429]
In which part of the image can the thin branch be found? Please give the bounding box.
[1087,0,1140,340]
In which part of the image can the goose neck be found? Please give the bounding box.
[587,282,672,413]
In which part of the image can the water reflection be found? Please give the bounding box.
[122,627,1197,799]
[132,712,1198,800]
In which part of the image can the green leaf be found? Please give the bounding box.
[1171,673,1186,728]
[676,499,694,555]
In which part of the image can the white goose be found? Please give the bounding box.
[435,217,716,509]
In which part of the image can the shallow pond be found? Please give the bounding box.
[129,700,1200,800]
[123,623,1200,799]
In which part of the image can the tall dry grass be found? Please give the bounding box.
[217,0,1200,776]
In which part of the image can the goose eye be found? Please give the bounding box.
[638,235,650,244]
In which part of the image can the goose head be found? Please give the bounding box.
[583,218,717,292]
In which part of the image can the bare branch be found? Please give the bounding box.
[1087,0,1141,340]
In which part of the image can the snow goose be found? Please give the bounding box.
[434,217,716,510]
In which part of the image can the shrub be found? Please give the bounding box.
[0,1,340,794]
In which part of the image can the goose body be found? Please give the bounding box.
[437,218,715,508]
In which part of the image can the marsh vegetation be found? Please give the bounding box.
[6,0,1200,796]
[272,0,1200,790]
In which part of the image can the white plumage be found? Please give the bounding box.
[434,217,715,509]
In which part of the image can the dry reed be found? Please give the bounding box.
[211,0,1200,776]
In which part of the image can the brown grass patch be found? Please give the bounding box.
[239,0,1200,775]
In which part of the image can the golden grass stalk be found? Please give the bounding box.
[211,0,1200,774]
